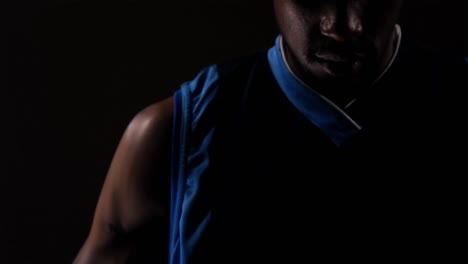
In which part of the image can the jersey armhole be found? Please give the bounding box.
[169,87,191,257]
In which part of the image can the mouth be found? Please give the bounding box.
[315,52,352,63]
[315,56,353,77]
[314,52,363,77]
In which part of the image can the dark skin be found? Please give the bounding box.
[73,1,403,263]
[275,0,403,106]
[73,97,173,264]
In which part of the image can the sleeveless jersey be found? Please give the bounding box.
[168,35,467,263]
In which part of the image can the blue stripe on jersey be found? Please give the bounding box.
[170,65,220,264]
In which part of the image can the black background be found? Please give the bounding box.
[2,1,467,263]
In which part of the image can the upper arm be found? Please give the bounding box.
[74,96,174,263]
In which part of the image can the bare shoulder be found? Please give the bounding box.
[126,96,174,140]
[73,96,174,263]
[102,95,175,227]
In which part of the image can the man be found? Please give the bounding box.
[74,1,466,263]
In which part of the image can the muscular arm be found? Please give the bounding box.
[73,96,174,264]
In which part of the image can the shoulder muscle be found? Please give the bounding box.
[74,96,174,263]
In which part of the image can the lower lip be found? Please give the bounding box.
[316,57,361,77]
[317,60,346,77]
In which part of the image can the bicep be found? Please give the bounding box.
[74,97,174,263]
